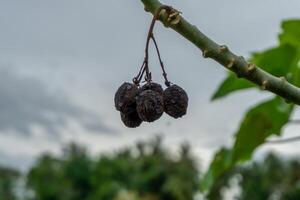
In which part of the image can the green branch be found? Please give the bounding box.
[140,0,300,105]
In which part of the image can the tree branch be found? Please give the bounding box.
[140,0,300,105]
[267,136,300,144]
[289,119,300,124]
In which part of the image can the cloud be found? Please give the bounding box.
[0,151,34,171]
[0,67,114,136]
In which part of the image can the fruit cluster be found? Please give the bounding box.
[114,6,188,128]
[115,82,188,128]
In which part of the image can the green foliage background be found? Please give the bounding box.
[25,137,199,200]
[2,140,300,200]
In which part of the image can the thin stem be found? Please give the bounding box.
[144,5,171,83]
[267,136,300,144]
[151,35,171,87]
[138,65,147,83]
[265,120,300,144]
[133,61,146,85]
[133,4,172,85]
[289,119,300,124]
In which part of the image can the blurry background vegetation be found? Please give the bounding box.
[1,136,199,200]
[1,136,300,200]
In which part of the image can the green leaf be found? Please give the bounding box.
[212,45,297,100]
[232,97,293,162]
[200,148,233,192]
[200,97,293,192]
[280,20,300,48]
[252,45,297,76]
[211,73,254,100]
[278,20,300,86]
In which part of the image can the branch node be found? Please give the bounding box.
[247,63,256,73]
[261,80,269,90]
[159,9,166,16]
[166,9,181,25]
[202,49,210,58]
[227,58,235,69]
[219,45,228,53]
[279,76,287,82]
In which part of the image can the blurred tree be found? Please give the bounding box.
[27,154,66,200]
[26,137,199,200]
[0,166,19,200]
[89,136,199,200]
[62,144,92,200]
[208,153,300,200]
[3,141,300,200]
[27,144,93,200]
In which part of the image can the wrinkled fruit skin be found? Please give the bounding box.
[114,82,139,114]
[136,90,164,122]
[163,85,188,118]
[121,110,142,128]
[139,82,163,95]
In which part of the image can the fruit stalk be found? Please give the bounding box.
[133,5,172,85]
[143,5,171,84]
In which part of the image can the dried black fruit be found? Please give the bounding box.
[136,90,164,122]
[114,82,139,113]
[139,82,163,95]
[163,84,188,118]
[121,110,142,128]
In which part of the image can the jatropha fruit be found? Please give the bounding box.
[114,5,188,128]
[137,89,164,122]
[114,82,139,114]
[120,110,142,128]
[163,85,188,118]
[114,82,141,128]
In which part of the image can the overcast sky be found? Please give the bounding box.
[1,0,300,171]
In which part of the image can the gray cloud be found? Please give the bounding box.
[0,151,34,172]
[0,67,114,136]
